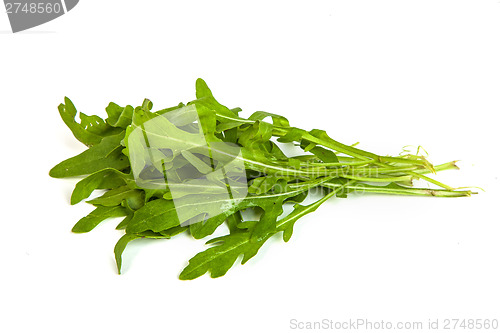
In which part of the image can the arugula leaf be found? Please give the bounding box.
[302,144,339,163]
[105,102,134,129]
[87,186,143,207]
[248,110,290,128]
[116,215,133,230]
[125,199,180,234]
[58,97,121,146]
[70,168,132,205]
[72,206,129,233]
[179,232,267,280]
[180,184,348,279]
[127,177,331,240]
[51,78,474,279]
[49,132,129,178]
[114,234,141,274]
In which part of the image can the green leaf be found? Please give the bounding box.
[225,211,243,233]
[180,150,213,174]
[105,102,134,129]
[195,78,214,99]
[123,191,146,211]
[279,203,319,242]
[114,233,141,274]
[159,225,188,238]
[216,121,242,132]
[87,186,143,207]
[161,180,247,200]
[128,186,306,237]
[155,102,186,116]
[305,145,339,163]
[278,184,346,241]
[237,120,273,153]
[116,215,133,230]
[72,206,129,233]
[193,78,239,119]
[248,111,290,128]
[70,168,132,205]
[187,177,331,240]
[179,232,267,280]
[276,127,306,143]
[180,181,348,279]
[248,176,286,194]
[49,132,129,178]
[58,97,120,146]
[126,199,180,234]
[123,104,215,180]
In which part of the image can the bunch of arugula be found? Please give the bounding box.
[50,79,473,279]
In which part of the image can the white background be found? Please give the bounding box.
[1,1,499,332]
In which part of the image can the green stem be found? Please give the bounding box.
[298,130,432,168]
[276,181,355,231]
[320,161,459,187]
[406,171,455,190]
[321,182,472,197]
